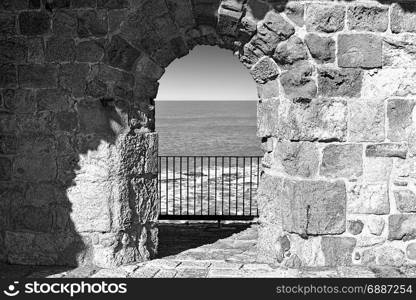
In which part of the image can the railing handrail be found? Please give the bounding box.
[158,155,263,158]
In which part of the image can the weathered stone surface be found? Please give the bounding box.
[280,62,317,102]
[136,56,165,80]
[19,11,50,36]
[367,217,385,236]
[338,34,382,69]
[273,36,308,69]
[0,64,17,88]
[72,0,97,8]
[58,63,89,97]
[273,141,319,178]
[321,237,356,267]
[363,157,392,183]
[105,35,141,72]
[378,247,405,267]
[0,12,16,35]
[391,3,416,33]
[45,37,75,62]
[217,7,242,36]
[257,98,279,138]
[250,57,279,84]
[27,38,45,64]
[304,34,335,64]
[394,190,416,213]
[318,68,363,98]
[18,64,58,89]
[273,2,304,27]
[0,135,17,155]
[13,155,57,182]
[305,4,345,33]
[279,98,347,142]
[53,10,77,37]
[281,178,347,236]
[347,5,388,32]
[98,0,129,9]
[383,35,416,68]
[407,242,416,260]
[366,143,407,159]
[348,220,364,235]
[387,99,415,142]
[347,182,389,215]
[320,144,363,179]
[0,38,27,64]
[77,10,108,38]
[349,99,384,142]
[256,79,279,101]
[36,89,73,112]
[388,214,416,241]
[76,40,105,63]
[3,89,36,113]
[257,224,285,264]
[0,157,12,181]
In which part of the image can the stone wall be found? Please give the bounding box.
[1,0,416,268]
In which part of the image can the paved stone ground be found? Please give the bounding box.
[1,222,416,278]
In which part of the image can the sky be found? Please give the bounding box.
[155,46,258,101]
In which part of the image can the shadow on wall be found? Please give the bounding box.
[1,90,125,274]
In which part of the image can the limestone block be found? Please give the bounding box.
[320,144,363,179]
[367,216,385,236]
[45,37,75,62]
[391,3,416,33]
[321,237,356,267]
[0,64,17,88]
[3,89,36,114]
[77,9,108,38]
[318,68,363,98]
[394,190,416,213]
[349,99,384,142]
[105,35,141,72]
[338,34,382,69]
[0,12,16,35]
[250,56,279,84]
[280,62,317,102]
[305,34,335,64]
[347,181,389,215]
[348,220,364,235]
[76,39,105,63]
[383,35,416,68]
[347,5,388,32]
[305,4,345,33]
[366,143,407,159]
[257,98,279,138]
[0,38,27,64]
[387,99,415,142]
[18,64,58,89]
[19,11,50,36]
[273,36,308,69]
[52,10,77,37]
[388,214,416,241]
[407,242,416,260]
[58,63,89,97]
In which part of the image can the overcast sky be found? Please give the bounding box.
[156,46,258,101]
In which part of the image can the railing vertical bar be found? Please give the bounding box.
[222,157,224,215]
[229,156,231,215]
[215,156,217,216]
[180,156,182,215]
[201,156,203,215]
[194,157,196,215]
[243,157,245,216]
[208,156,210,215]
[235,156,238,216]
[257,156,260,216]
[166,156,168,215]
[187,156,189,216]
[173,156,175,215]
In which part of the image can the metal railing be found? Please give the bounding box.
[158,156,261,221]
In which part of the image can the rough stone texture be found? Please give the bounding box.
[273,36,308,69]
[407,243,416,261]
[305,4,345,33]
[366,143,408,159]
[367,217,385,236]
[347,5,388,32]
[388,214,416,241]
[305,34,335,64]
[387,99,415,142]
[18,65,58,89]
[273,141,319,178]
[280,62,317,102]
[394,190,416,213]
[348,220,364,235]
[280,178,347,236]
[338,34,382,69]
[318,68,363,98]
[250,57,279,84]
[391,3,416,33]
[321,237,356,267]
[347,182,389,215]
[349,99,384,142]
[320,144,363,179]
[19,11,50,36]
[383,35,416,68]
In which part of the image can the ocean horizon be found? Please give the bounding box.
[155,100,262,157]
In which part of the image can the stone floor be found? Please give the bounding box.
[1,222,416,278]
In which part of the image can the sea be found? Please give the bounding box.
[155,101,262,157]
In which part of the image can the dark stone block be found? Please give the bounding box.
[305,33,335,64]
[18,64,58,88]
[0,38,27,64]
[77,10,108,38]
[105,35,141,72]
[0,157,12,181]
[320,144,363,179]
[45,37,75,62]
[45,0,70,10]
[318,68,363,98]
[76,39,105,62]
[365,143,408,159]
[58,63,89,97]
[0,13,16,36]
[97,0,129,9]
[0,64,17,88]
[19,11,50,36]
[71,0,96,8]
[52,10,77,37]
[338,34,382,69]
[0,135,16,155]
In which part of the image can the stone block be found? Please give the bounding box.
[273,2,304,27]
[53,10,77,37]
[383,35,416,68]
[348,220,364,235]
[36,89,73,112]
[77,9,108,38]
[18,64,58,89]
[105,35,141,72]
[0,38,27,64]
[407,242,416,260]
[388,214,416,241]
[0,135,17,155]
[58,63,89,97]
[305,4,345,33]
[363,157,392,183]
[279,98,347,142]
[19,11,50,36]
[217,7,242,36]
[391,3,416,33]
[347,5,388,32]
[366,143,407,159]
[0,157,12,181]
[257,98,279,138]
[273,36,308,69]
[349,99,384,142]
[45,0,70,10]
[273,141,319,178]
[280,62,317,102]
[136,56,165,80]
[27,38,45,64]
[3,89,36,114]
[97,0,129,9]
[72,0,96,8]
[281,178,347,236]
[256,79,279,100]
[0,64,17,88]
[394,190,416,213]
[250,56,279,84]
[387,99,415,142]
[166,0,195,29]
[305,34,335,64]
[0,12,16,35]
[13,155,57,182]
[367,217,385,236]
[338,34,382,69]
[321,237,356,267]
[377,246,405,267]
[320,144,363,179]
[76,39,105,63]
[347,182,389,215]
[318,68,363,97]
[45,37,75,62]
